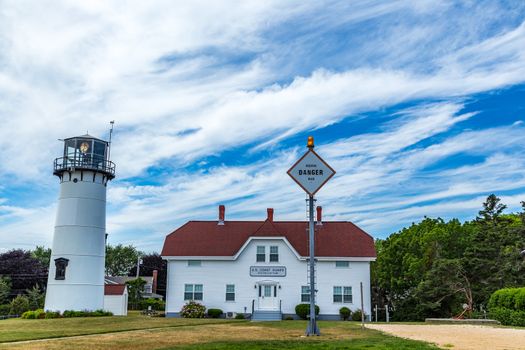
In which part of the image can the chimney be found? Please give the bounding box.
[267,208,274,222]
[316,206,322,225]
[152,269,158,294]
[218,205,225,225]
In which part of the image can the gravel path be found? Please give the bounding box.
[366,323,525,350]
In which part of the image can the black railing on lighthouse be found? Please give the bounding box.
[54,156,116,178]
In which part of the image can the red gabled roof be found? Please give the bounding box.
[104,284,126,295]
[161,219,376,258]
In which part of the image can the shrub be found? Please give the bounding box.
[489,288,525,310]
[9,295,30,316]
[35,309,46,319]
[62,309,112,318]
[235,313,246,319]
[488,288,525,326]
[0,304,10,316]
[21,310,36,319]
[339,307,351,320]
[45,311,61,319]
[139,298,166,311]
[515,289,525,310]
[351,309,364,321]
[180,301,206,318]
[21,309,45,320]
[284,316,294,320]
[295,304,320,320]
[207,308,223,318]
[490,307,513,325]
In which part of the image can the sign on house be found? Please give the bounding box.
[250,266,287,277]
[287,149,336,196]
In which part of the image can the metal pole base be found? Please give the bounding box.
[306,320,320,336]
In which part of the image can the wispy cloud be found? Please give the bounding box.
[0,1,524,251]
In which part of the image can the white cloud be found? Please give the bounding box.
[1,1,525,251]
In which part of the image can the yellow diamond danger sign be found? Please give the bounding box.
[287,149,336,196]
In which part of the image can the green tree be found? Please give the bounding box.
[105,244,142,276]
[476,194,507,224]
[463,195,525,307]
[9,295,29,315]
[374,215,476,320]
[126,277,146,310]
[32,246,51,268]
[26,285,44,310]
[0,277,11,304]
[373,194,525,321]
[0,250,47,296]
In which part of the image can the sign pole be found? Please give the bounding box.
[307,194,319,336]
[287,135,335,337]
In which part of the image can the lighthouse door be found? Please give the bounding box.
[258,283,278,310]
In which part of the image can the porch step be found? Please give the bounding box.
[252,310,282,321]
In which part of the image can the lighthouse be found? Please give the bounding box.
[44,134,115,312]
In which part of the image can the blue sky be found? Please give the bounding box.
[1,1,525,253]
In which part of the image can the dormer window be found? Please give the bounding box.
[54,258,69,280]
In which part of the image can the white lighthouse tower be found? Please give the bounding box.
[44,134,115,312]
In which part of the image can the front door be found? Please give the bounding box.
[258,284,278,310]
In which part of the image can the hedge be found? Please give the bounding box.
[139,298,165,311]
[488,287,525,311]
[207,308,223,318]
[62,309,112,318]
[488,287,525,326]
[21,309,46,319]
[295,304,320,320]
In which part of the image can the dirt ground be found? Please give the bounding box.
[366,323,525,350]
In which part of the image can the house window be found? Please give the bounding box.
[270,246,279,262]
[54,258,69,280]
[344,287,353,303]
[333,286,352,303]
[301,286,310,302]
[226,284,235,301]
[188,260,202,267]
[256,246,265,262]
[184,284,203,301]
[335,261,349,268]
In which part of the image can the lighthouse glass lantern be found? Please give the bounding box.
[45,134,115,313]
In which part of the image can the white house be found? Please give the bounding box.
[161,206,376,320]
[105,273,163,300]
[103,284,128,316]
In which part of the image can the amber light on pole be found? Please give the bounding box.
[307,136,314,148]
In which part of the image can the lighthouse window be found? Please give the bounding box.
[54,258,69,280]
[93,141,106,164]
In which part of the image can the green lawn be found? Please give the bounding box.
[0,315,439,350]
[0,312,237,343]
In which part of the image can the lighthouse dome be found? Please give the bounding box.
[53,134,115,179]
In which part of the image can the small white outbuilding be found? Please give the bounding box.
[104,284,128,316]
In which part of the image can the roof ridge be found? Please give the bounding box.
[252,219,282,236]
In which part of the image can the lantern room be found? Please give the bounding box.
[53,134,115,179]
